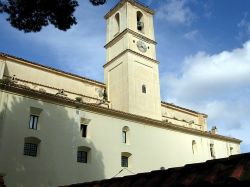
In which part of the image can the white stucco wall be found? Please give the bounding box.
[161,104,208,131]
[0,91,240,187]
[0,59,5,79]
[3,58,105,100]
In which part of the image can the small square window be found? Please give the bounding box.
[29,115,39,130]
[80,124,88,138]
[121,156,128,167]
[77,151,87,163]
[24,143,38,157]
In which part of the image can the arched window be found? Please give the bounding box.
[137,11,144,32]
[24,137,41,157]
[121,152,132,168]
[210,143,216,159]
[142,84,146,94]
[77,146,91,163]
[114,13,120,35]
[230,147,233,155]
[192,140,198,155]
[122,126,130,144]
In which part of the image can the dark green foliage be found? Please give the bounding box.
[89,0,106,6]
[0,0,78,32]
[0,0,107,32]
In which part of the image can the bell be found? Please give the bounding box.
[137,21,144,30]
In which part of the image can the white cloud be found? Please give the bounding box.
[157,0,195,25]
[162,41,250,102]
[161,41,250,152]
[184,30,198,40]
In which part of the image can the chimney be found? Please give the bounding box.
[211,126,217,135]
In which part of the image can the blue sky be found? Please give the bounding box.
[1,0,250,153]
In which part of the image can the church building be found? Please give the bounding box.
[0,0,241,186]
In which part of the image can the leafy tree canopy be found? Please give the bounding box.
[0,0,107,32]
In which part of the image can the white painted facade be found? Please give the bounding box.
[0,0,241,187]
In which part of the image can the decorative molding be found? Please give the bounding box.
[103,49,159,68]
[3,75,104,103]
[0,52,105,88]
[105,29,156,49]
[0,82,241,144]
[161,101,208,117]
[80,118,91,125]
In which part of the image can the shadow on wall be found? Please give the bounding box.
[0,91,105,187]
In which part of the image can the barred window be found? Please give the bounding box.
[121,156,128,167]
[121,152,132,168]
[77,151,88,163]
[29,115,39,130]
[24,137,41,157]
[24,143,38,157]
[77,146,90,164]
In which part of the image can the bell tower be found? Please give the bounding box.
[104,0,162,120]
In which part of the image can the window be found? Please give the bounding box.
[122,126,130,144]
[121,156,128,167]
[80,118,91,138]
[23,137,41,157]
[230,147,233,155]
[80,124,88,138]
[192,140,198,155]
[210,143,215,158]
[29,107,43,130]
[121,152,132,168]
[114,13,120,35]
[77,151,88,163]
[137,11,144,32]
[142,85,146,94]
[29,115,39,130]
[122,131,127,143]
[24,143,38,157]
[77,146,90,164]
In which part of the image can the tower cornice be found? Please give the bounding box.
[104,28,157,49]
[104,0,154,20]
[103,49,159,68]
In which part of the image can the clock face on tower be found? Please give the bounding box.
[137,40,147,53]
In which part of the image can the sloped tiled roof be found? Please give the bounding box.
[61,153,250,187]
[0,52,105,87]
